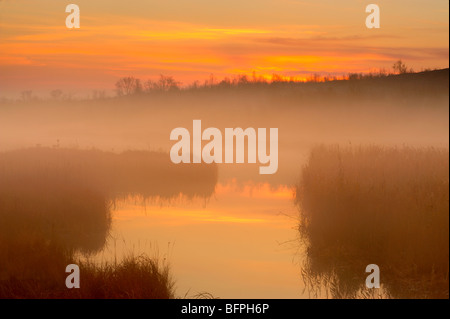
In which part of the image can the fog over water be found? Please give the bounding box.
[1,76,448,186]
[1,71,448,298]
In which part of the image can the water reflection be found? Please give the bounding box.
[90,180,301,299]
[295,145,449,299]
[0,147,217,288]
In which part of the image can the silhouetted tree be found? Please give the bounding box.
[237,74,249,85]
[145,75,180,92]
[134,79,143,94]
[393,60,408,74]
[188,80,200,90]
[203,74,217,88]
[115,76,141,96]
[271,74,284,83]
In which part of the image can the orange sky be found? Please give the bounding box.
[0,0,448,97]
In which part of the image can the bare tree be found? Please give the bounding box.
[145,75,181,92]
[188,80,200,90]
[393,60,408,75]
[203,74,216,88]
[115,76,141,96]
[134,79,143,94]
[378,68,388,77]
[271,74,284,83]
[237,74,249,85]
[144,79,155,92]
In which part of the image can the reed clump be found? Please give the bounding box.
[0,147,218,200]
[0,147,208,298]
[0,248,175,299]
[296,145,449,298]
[65,255,175,299]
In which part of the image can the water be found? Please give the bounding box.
[1,83,448,298]
[91,181,306,298]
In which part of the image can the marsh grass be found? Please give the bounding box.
[0,147,217,254]
[0,147,218,200]
[0,147,216,298]
[67,254,175,299]
[0,248,175,299]
[296,145,449,298]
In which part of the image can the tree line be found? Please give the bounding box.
[11,59,432,101]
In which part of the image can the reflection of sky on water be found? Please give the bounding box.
[93,180,306,299]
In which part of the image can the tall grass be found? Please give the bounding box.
[0,147,216,298]
[0,147,218,200]
[296,145,449,298]
[74,255,174,299]
[0,249,175,299]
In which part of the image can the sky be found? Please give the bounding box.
[0,0,448,97]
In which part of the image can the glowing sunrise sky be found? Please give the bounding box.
[0,0,448,96]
